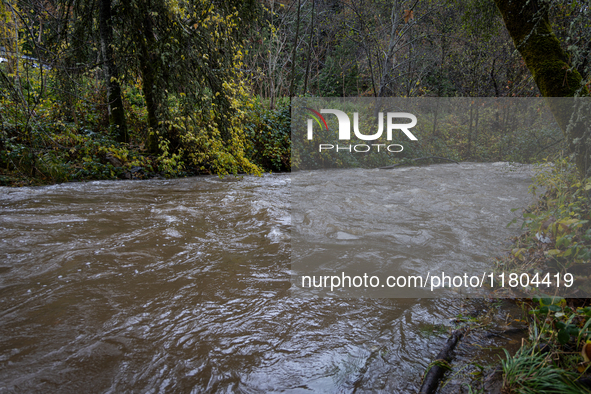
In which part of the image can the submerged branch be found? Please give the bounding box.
[419,329,464,394]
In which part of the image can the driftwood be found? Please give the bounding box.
[418,329,464,394]
[379,156,460,169]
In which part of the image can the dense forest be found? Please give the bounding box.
[0,0,589,185]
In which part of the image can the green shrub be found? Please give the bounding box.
[244,99,291,172]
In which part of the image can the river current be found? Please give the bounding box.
[0,163,535,393]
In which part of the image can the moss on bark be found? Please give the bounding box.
[494,0,590,177]
[494,0,583,99]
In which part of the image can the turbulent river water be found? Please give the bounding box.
[0,163,535,393]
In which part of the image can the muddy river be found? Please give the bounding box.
[0,163,534,392]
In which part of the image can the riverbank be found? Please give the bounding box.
[451,158,591,393]
[419,159,591,393]
[0,97,291,187]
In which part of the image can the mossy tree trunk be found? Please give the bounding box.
[136,8,161,153]
[140,46,159,153]
[493,0,590,177]
[99,0,128,143]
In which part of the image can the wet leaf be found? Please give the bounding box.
[557,329,570,344]
[539,306,549,314]
[541,297,553,306]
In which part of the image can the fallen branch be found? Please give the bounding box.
[379,156,460,169]
[419,329,464,394]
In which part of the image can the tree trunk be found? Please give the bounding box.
[141,58,159,152]
[268,0,276,109]
[493,0,590,177]
[98,0,128,143]
[288,0,301,98]
[302,0,315,95]
[377,3,401,97]
[138,13,160,153]
[467,102,474,157]
[493,0,583,98]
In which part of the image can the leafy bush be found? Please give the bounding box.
[502,158,591,289]
[498,159,591,394]
[244,99,291,172]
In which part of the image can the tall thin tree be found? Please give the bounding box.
[99,0,128,143]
